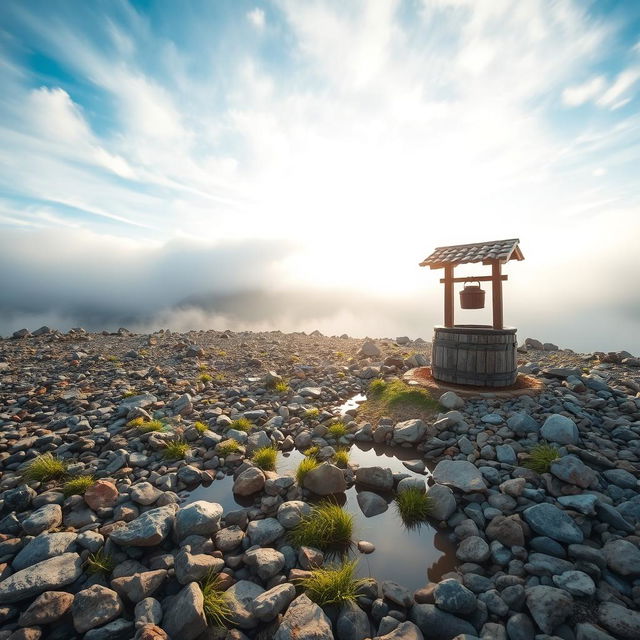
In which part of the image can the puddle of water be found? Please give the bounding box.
[336,393,367,416]
[182,442,456,592]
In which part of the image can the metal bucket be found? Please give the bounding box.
[460,281,485,309]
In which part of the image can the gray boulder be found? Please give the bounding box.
[393,419,428,444]
[597,602,640,639]
[277,501,312,529]
[432,460,486,493]
[110,505,175,547]
[162,582,207,640]
[303,463,346,495]
[603,539,640,577]
[506,412,539,435]
[337,600,371,640]
[409,603,477,639]
[227,580,265,629]
[22,504,62,535]
[433,579,476,615]
[523,503,584,544]
[374,621,424,640]
[355,466,394,492]
[72,585,123,633]
[247,517,285,546]
[252,583,296,621]
[274,593,334,639]
[426,484,456,521]
[175,500,222,540]
[0,553,82,603]
[549,456,597,488]
[357,491,389,517]
[234,467,266,496]
[13,532,77,571]
[540,414,579,445]
[525,585,573,634]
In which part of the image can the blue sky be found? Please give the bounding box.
[0,0,639,351]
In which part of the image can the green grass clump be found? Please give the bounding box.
[199,373,213,383]
[162,438,189,460]
[122,390,137,398]
[229,418,252,432]
[127,416,146,428]
[303,445,320,458]
[327,423,348,439]
[298,560,365,606]
[368,379,387,396]
[523,443,561,474]
[138,419,166,433]
[334,448,350,468]
[85,550,116,575]
[295,457,320,485]
[290,502,353,552]
[63,475,95,497]
[217,439,242,456]
[106,355,120,363]
[200,571,232,628]
[194,421,208,434]
[305,407,320,418]
[23,453,69,483]
[394,487,434,526]
[251,445,278,471]
[367,379,438,411]
[273,380,289,393]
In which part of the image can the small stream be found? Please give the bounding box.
[182,441,456,592]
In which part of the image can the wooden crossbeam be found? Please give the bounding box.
[439,275,508,284]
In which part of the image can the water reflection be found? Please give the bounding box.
[181,442,456,591]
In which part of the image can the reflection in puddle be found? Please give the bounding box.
[336,393,367,416]
[182,442,456,592]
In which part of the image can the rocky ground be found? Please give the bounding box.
[0,326,639,640]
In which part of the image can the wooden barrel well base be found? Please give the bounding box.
[432,325,517,388]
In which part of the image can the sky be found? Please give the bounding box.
[0,0,639,353]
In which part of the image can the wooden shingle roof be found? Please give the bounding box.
[420,239,524,268]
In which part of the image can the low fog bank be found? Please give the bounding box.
[1,289,639,356]
[1,228,638,355]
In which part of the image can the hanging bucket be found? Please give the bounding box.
[460,281,485,309]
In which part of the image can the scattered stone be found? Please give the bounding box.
[72,585,123,633]
[525,585,573,634]
[432,460,487,493]
[523,503,584,544]
[303,463,346,495]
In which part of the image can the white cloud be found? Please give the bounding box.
[562,76,606,106]
[247,8,266,30]
[597,67,640,109]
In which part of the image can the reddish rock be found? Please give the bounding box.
[134,624,169,640]
[84,480,118,510]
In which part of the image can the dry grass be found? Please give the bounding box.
[359,379,439,423]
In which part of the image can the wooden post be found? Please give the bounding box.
[444,265,454,328]
[491,260,503,330]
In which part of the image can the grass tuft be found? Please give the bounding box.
[199,373,213,383]
[194,421,208,434]
[273,380,290,393]
[394,487,433,526]
[368,379,438,410]
[122,390,137,398]
[523,443,561,474]
[290,502,353,552]
[23,453,69,483]
[162,437,189,460]
[298,561,365,607]
[229,418,252,432]
[327,422,348,439]
[63,475,95,497]
[217,439,242,457]
[127,416,146,428]
[303,445,320,458]
[295,457,320,485]
[305,407,320,418]
[138,419,166,433]
[200,571,232,628]
[85,549,116,575]
[251,445,278,471]
[334,448,350,468]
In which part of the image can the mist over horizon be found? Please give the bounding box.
[1,1,640,355]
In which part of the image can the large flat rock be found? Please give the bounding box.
[432,460,487,493]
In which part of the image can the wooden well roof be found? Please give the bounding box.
[419,238,524,268]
